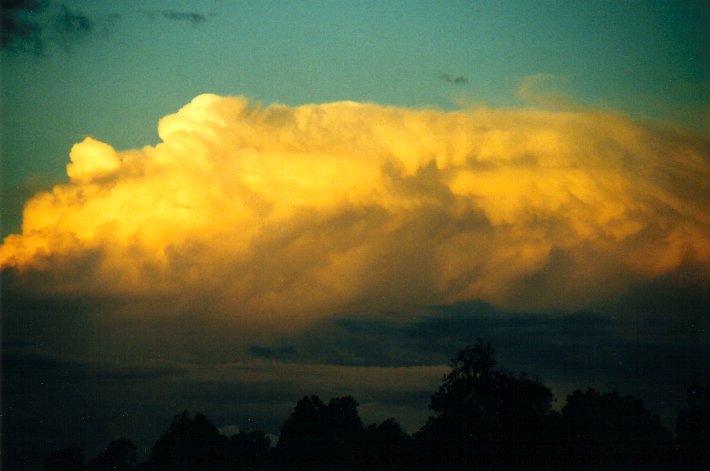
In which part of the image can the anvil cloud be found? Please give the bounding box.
[2,94,709,328]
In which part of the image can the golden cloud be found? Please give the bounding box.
[2,94,709,326]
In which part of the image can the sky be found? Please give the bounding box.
[1,0,709,468]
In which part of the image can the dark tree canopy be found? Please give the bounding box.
[675,379,710,469]
[87,439,136,471]
[361,418,413,470]
[37,343,705,471]
[429,342,553,420]
[557,387,671,468]
[44,444,84,471]
[143,410,229,470]
[277,395,364,469]
[227,430,272,469]
[138,411,275,470]
[277,394,327,455]
[417,341,555,469]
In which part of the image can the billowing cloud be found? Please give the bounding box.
[2,94,709,330]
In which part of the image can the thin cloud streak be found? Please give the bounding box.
[1,0,94,53]
[516,73,580,110]
[440,73,469,85]
[161,10,206,25]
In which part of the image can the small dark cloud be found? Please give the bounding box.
[1,0,47,52]
[249,344,296,359]
[440,73,469,85]
[54,3,92,35]
[1,0,44,9]
[162,10,206,25]
[1,1,94,53]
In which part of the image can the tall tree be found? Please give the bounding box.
[144,410,229,470]
[417,342,554,470]
[360,418,413,470]
[277,395,364,469]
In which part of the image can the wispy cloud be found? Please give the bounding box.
[161,10,206,25]
[1,1,94,53]
[1,0,48,53]
[54,4,92,34]
[249,345,297,359]
[1,2,211,54]
[440,73,468,84]
[516,73,579,110]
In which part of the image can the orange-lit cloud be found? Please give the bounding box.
[2,94,709,327]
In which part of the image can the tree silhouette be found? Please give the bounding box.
[360,418,413,470]
[143,410,229,470]
[277,394,326,467]
[44,444,85,471]
[226,430,272,470]
[417,341,554,470]
[38,342,701,470]
[557,388,671,468]
[277,395,364,469]
[87,439,136,471]
[675,380,710,470]
[324,395,363,459]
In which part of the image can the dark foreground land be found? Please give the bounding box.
[29,343,710,470]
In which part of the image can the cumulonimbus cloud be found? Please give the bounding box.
[2,94,709,327]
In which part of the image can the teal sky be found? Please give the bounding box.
[1,0,708,235]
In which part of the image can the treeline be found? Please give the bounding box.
[44,342,709,470]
